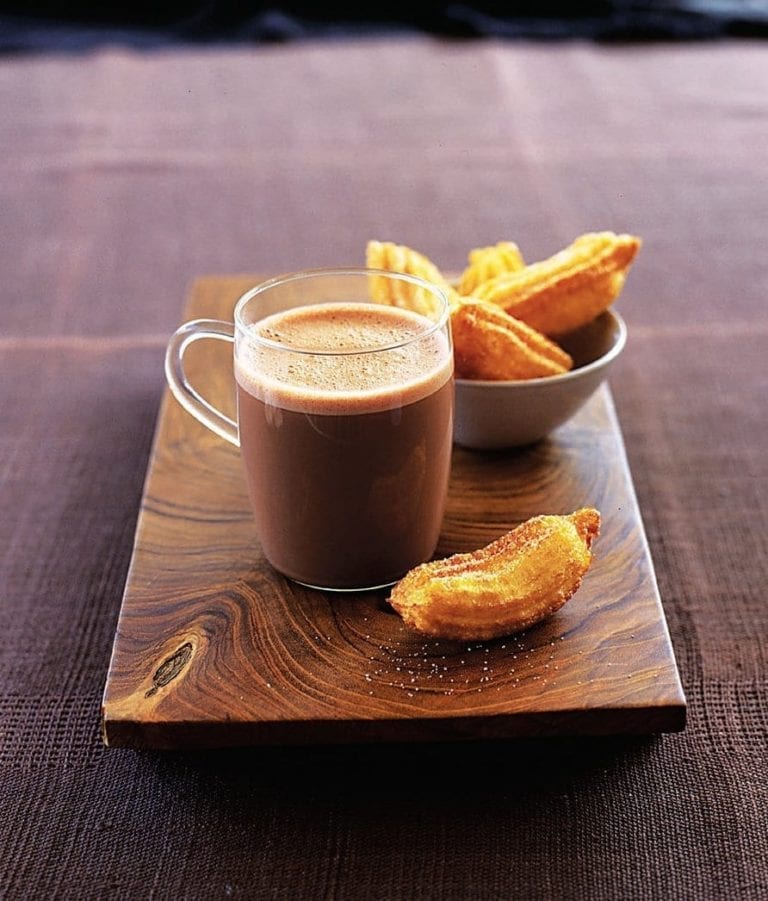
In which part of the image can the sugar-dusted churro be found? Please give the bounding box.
[451,297,572,380]
[389,509,600,640]
[470,232,641,337]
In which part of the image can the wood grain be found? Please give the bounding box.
[102,275,686,748]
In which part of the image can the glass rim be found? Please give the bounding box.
[233,267,450,357]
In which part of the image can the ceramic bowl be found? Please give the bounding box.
[453,309,627,449]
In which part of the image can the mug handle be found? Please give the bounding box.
[164,319,240,447]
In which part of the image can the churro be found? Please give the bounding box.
[458,241,525,296]
[389,509,600,640]
[451,297,572,380]
[366,240,455,317]
[470,232,640,338]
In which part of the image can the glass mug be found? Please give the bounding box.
[165,269,454,591]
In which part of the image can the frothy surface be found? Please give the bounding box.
[236,303,452,414]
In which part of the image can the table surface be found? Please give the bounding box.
[2,35,766,900]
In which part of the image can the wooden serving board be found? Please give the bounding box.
[102,276,686,748]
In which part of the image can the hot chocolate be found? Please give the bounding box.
[235,302,453,589]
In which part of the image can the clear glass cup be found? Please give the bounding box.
[165,269,453,591]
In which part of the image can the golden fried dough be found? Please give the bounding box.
[451,297,572,380]
[457,241,525,296]
[390,509,600,640]
[365,240,570,379]
[471,232,641,338]
[366,240,455,317]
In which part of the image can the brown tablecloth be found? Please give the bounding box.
[2,37,766,899]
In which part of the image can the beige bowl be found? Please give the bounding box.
[453,309,627,449]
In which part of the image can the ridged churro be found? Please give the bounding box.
[470,232,641,338]
[451,297,572,380]
[458,241,525,296]
[366,240,455,317]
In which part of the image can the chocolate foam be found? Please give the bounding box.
[235,303,452,414]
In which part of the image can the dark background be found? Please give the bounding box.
[2,0,768,48]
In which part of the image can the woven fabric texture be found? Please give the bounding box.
[1,38,766,900]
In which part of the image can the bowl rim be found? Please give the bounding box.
[454,308,627,388]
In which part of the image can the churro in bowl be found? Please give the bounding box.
[366,232,638,448]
